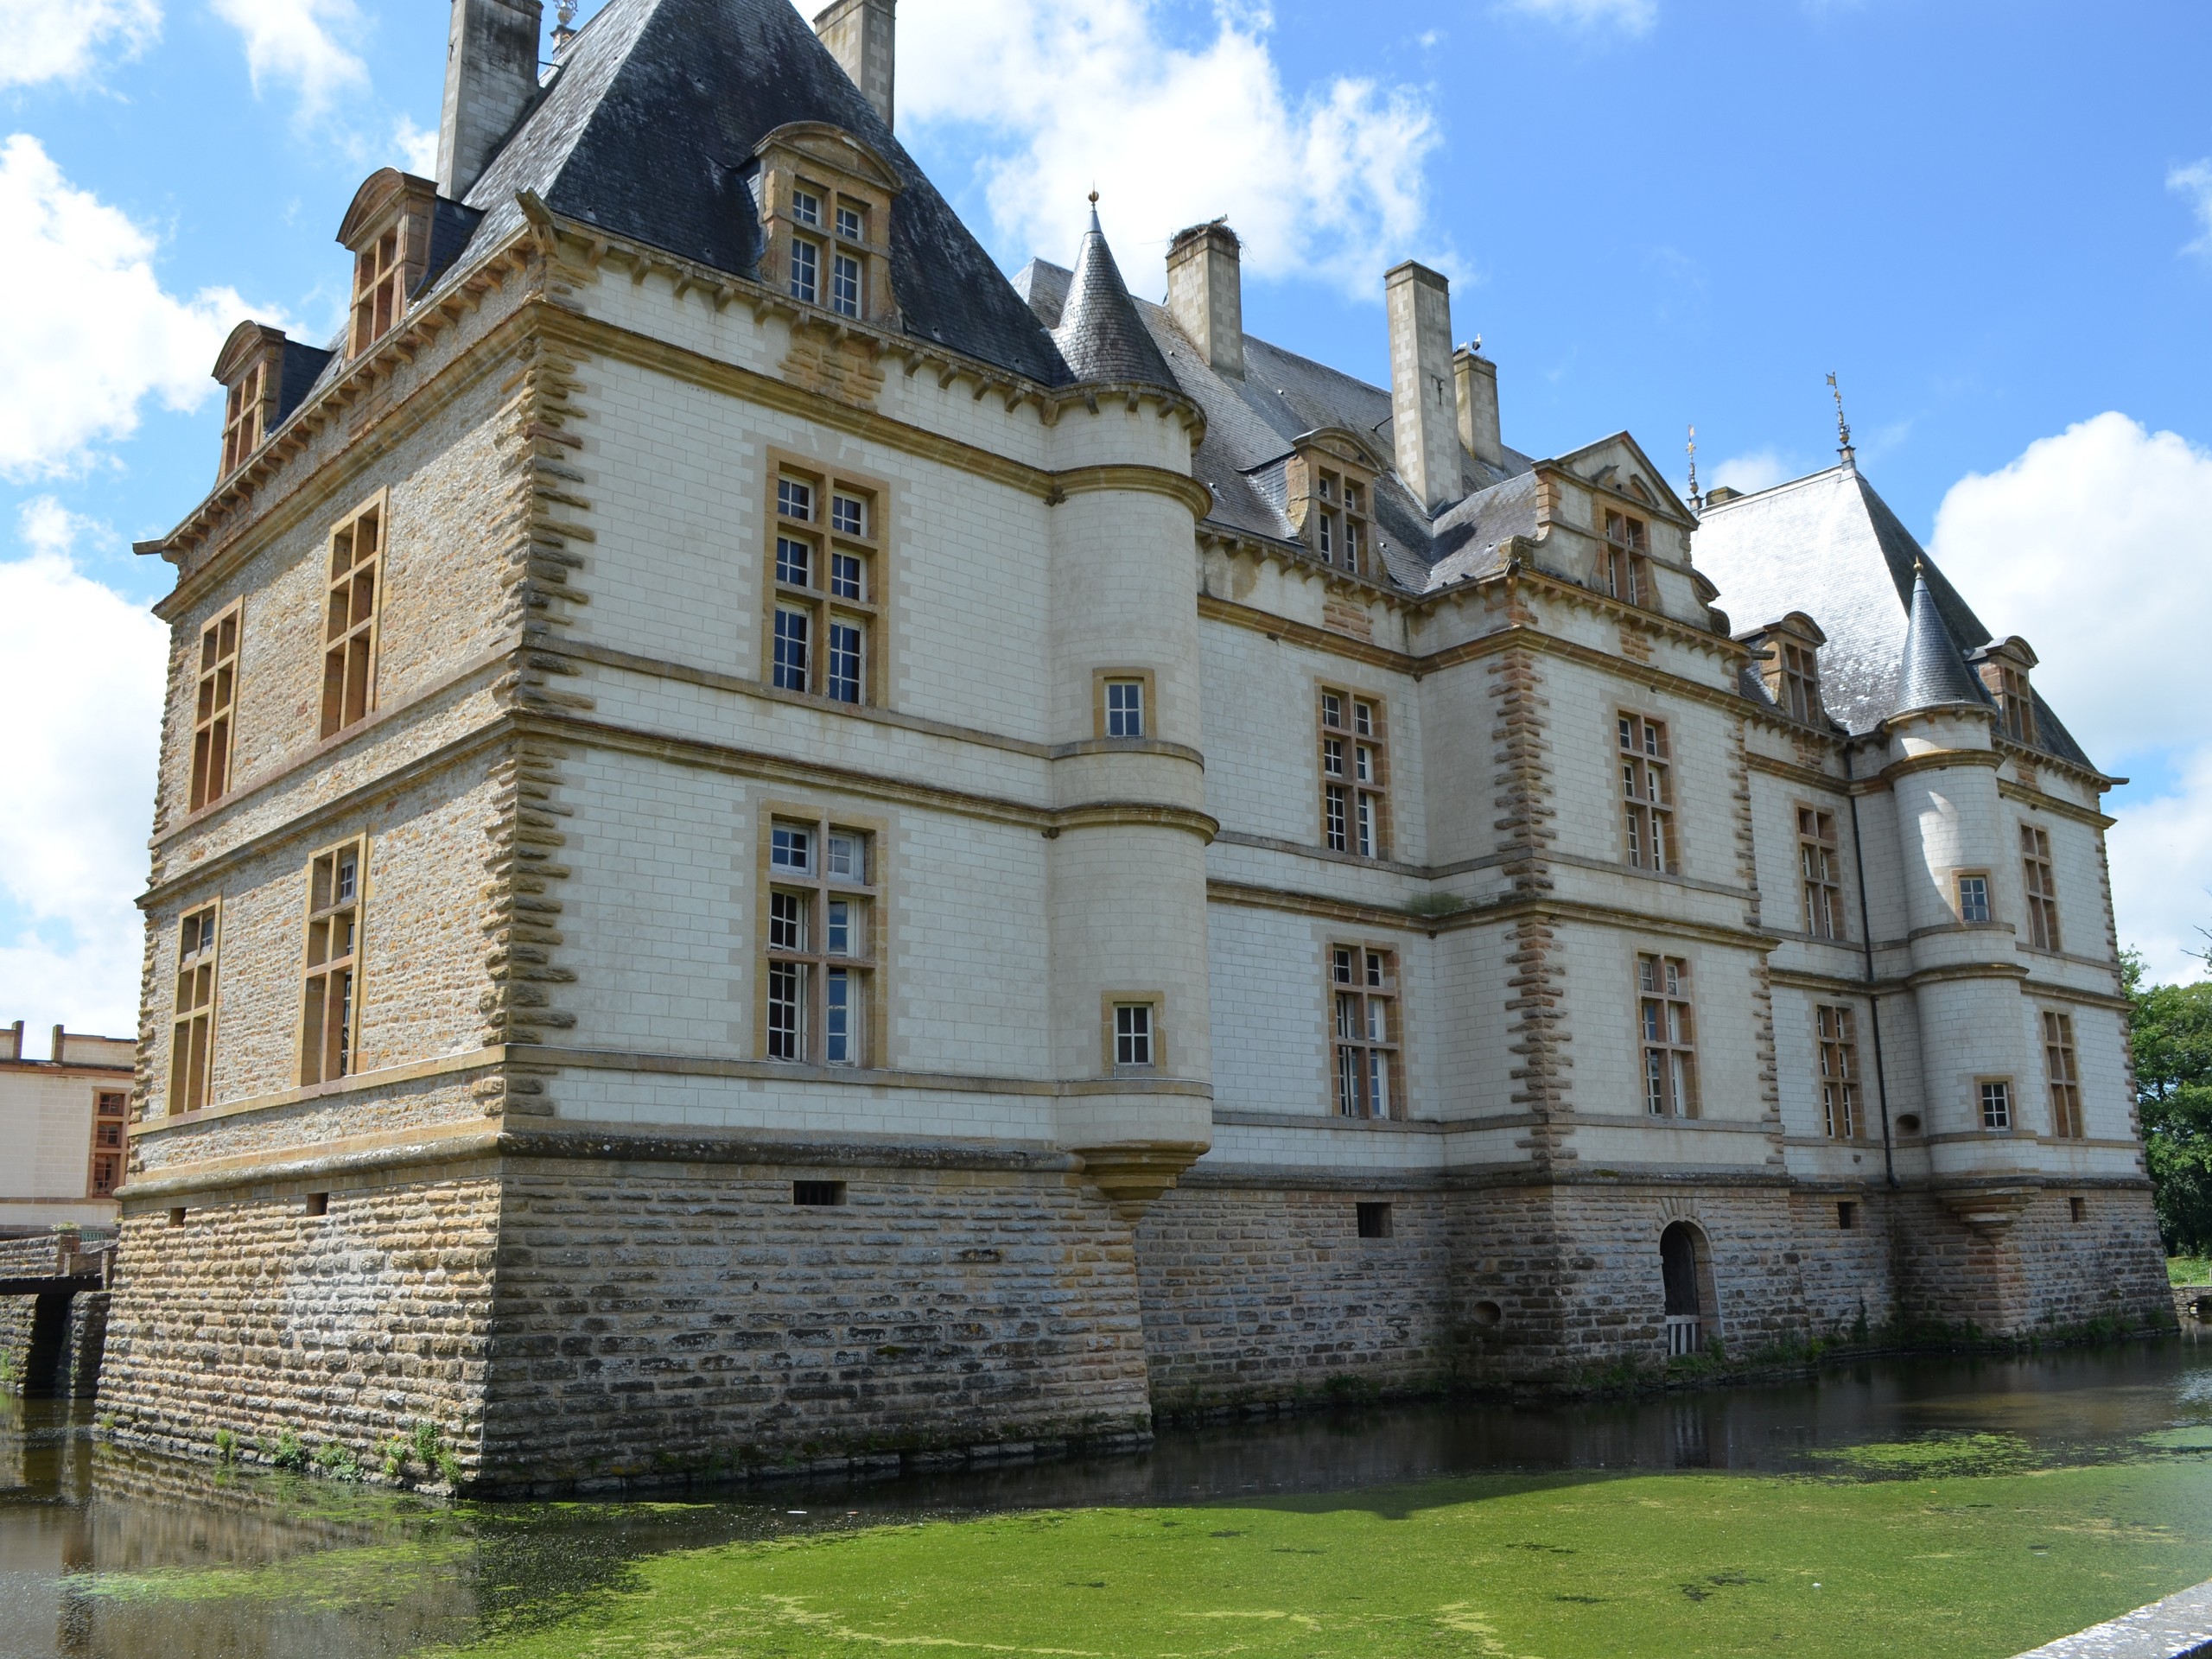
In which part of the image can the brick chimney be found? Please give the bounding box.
[435,0,544,200]
[814,0,896,130]
[1453,345,1503,476]
[1165,220,1243,378]
[0,1020,19,1062]
[1385,260,1459,513]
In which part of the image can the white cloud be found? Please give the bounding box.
[0,501,168,1038]
[2170,158,2212,260]
[211,0,368,119]
[1929,411,2212,983]
[0,133,257,478]
[0,0,161,87]
[393,114,439,177]
[890,0,1448,298]
[1499,0,1658,34]
[1708,448,1790,495]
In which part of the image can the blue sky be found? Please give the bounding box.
[3,0,2209,1042]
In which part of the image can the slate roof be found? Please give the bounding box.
[424,0,1070,387]
[1052,207,1175,388]
[1693,462,2098,769]
[1014,256,1539,594]
[1894,565,1991,715]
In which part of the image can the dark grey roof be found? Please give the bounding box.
[447,0,1069,386]
[275,341,332,423]
[1694,462,2098,769]
[1893,566,1990,715]
[1014,256,1536,591]
[1051,208,1174,388]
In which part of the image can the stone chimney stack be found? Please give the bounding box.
[1453,345,1503,476]
[1384,261,1459,513]
[1165,220,1243,378]
[436,0,544,200]
[814,0,896,130]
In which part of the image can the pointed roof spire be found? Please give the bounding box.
[1686,423,1701,512]
[1052,194,1175,389]
[1891,560,1986,716]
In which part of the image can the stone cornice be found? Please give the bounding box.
[1206,879,1781,950]
[1998,777,2115,829]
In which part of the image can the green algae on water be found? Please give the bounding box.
[431,1460,2212,1659]
[1803,1431,2046,1478]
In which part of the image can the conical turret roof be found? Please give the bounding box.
[1892,563,1991,716]
[1052,202,1175,388]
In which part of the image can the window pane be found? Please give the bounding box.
[827,832,864,882]
[778,478,813,520]
[826,899,851,957]
[835,204,861,240]
[830,552,863,600]
[831,493,865,536]
[831,253,861,317]
[773,608,810,690]
[792,188,820,226]
[771,825,812,872]
[790,238,817,302]
[769,890,807,950]
[776,537,811,586]
[768,961,804,1058]
[825,969,853,1065]
[828,621,862,702]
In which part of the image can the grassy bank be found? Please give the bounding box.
[418,1442,2212,1659]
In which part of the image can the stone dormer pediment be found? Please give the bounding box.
[335,168,440,358]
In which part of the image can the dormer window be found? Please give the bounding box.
[754,125,902,330]
[1973,638,2039,746]
[211,320,327,484]
[334,169,439,359]
[1288,432,1378,579]
[1745,613,1829,726]
[1602,511,1651,607]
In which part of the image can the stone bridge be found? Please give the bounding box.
[0,1230,115,1400]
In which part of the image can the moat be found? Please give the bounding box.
[9,1339,2212,1657]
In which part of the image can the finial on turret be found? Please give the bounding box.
[1686,423,1701,512]
[553,0,578,54]
[1827,372,1856,468]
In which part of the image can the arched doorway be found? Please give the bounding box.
[1659,1222,1707,1357]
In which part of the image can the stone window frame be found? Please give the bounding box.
[213,322,287,479]
[1796,802,1846,940]
[1092,669,1154,741]
[188,601,244,814]
[1977,1076,2015,1133]
[1748,612,1829,726]
[1815,1001,1860,1141]
[2044,1009,2084,1139]
[752,124,903,330]
[755,803,887,1069]
[1101,992,1166,1076]
[170,897,223,1116]
[296,836,369,1088]
[1600,508,1654,608]
[1636,950,1700,1119]
[320,490,388,741]
[763,449,889,710]
[1327,941,1404,1121]
[1317,681,1389,860]
[335,169,438,359]
[87,1088,128,1198]
[1975,638,2040,747]
[2020,823,2062,952]
[1616,709,1677,875]
[1287,430,1380,580]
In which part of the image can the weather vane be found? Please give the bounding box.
[1686,423,1700,512]
[1826,372,1855,465]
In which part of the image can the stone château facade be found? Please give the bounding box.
[101,0,2170,1491]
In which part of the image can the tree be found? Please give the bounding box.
[2126,949,2212,1255]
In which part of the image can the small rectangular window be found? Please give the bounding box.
[1980,1079,2012,1132]
[776,535,812,587]
[772,824,814,873]
[827,621,862,703]
[835,203,862,241]
[1356,1201,1393,1239]
[1957,874,1991,925]
[826,832,865,882]
[1815,1003,1859,1140]
[168,1206,188,1227]
[2069,1195,2087,1223]
[1798,807,1844,939]
[793,1179,846,1206]
[830,550,863,601]
[1603,511,1652,607]
[790,237,819,304]
[791,188,821,227]
[777,478,814,520]
[831,493,865,537]
[1836,1200,1857,1230]
[1104,678,1146,739]
[1114,1002,1154,1069]
[303,1192,329,1217]
[1778,639,1821,724]
[772,607,810,691]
